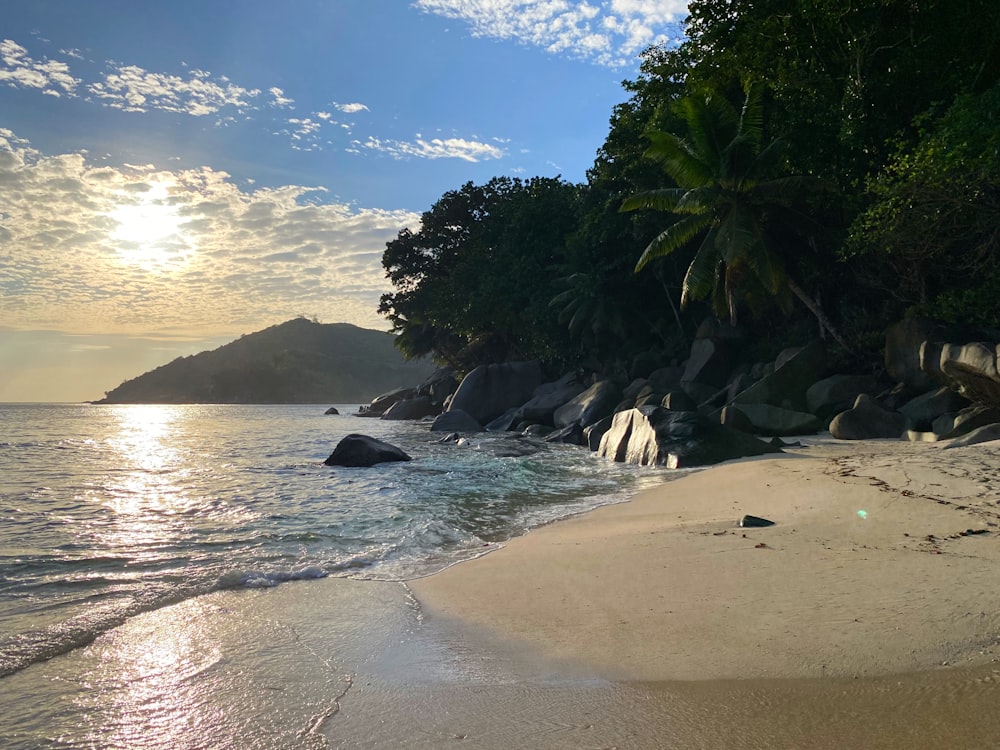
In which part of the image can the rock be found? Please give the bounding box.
[738,515,775,528]
[430,409,485,433]
[661,390,697,411]
[435,432,461,443]
[635,391,666,408]
[933,342,1000,408]
[681,380,720,406]
[381,396,440,421]
[729,403,822,436]
[899,387,970,430]
[886,318,945,390]
[719,405,756,434]
[596,406,782,468]
[829,394,910,440]
[544,423,585,445]
[485,407,521,432]
[583,416,614,451]
[623,378,649,400]
[324,407,340,415]
[324,434,412,467]
[363,387,416,417]
[517,375,587,425]
[728,340,827,411]
[448,361,545,425]
[681,337,734,388]
[647,365,684,391]
[523,424,554,437]
[806,374,881,420]
[942,423,1000,449]
[940,405,1000,439]
[554,379,622,428]
[417,367,459,408]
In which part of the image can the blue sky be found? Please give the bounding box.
[0,0,686,401]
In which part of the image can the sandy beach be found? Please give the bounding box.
[405,435,1000,745]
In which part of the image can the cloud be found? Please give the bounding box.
[352,135,505,162]
[87,64,261,116]
[0,129,420,336]
[0,39,80,95]
[334,102,369,114]
[269,86,295,107]
[412,0,686,67]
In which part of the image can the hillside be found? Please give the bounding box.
[96,318,436,404]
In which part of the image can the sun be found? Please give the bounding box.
[109,182,196,270]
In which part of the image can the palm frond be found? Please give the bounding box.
[642,131,712,188]
[635,214,713,272]
[620,187,687,213]
[714,204,760,264]
[679,227,721,307]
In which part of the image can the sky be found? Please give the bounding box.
[0,0,687,402]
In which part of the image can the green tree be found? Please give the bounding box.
[621,84,852,351]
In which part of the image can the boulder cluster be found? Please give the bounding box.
[343,317,1000,468]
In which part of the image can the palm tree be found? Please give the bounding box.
[621,83,852,352]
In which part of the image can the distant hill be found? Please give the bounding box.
[97,318,437,404]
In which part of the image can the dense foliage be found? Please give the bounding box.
[380,0,1000,378]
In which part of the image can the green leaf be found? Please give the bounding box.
[634,214,713,272]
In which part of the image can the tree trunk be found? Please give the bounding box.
[787,278,855,354]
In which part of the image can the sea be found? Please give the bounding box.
[0,402,665,748]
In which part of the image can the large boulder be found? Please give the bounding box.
[939,405,1000,440]
[806,374,881,421]
[381,396,440,421]
[324,434,412,467]
[886,318,945,390]
[516,374,587,425]
[447,361,545,425]
[583,415,614,451]
[898,387,970,430]
[597,406,782,469]
[554,379,622,428]
[361,387,416,417]
[431,409,485,433]
[728,340,827,412]
[728,403,823,437]
[681,337,734,388]
[928,342,1000,408]
[417,367,459,408]
[829,395,909,440]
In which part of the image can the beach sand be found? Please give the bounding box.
[406,435,1000,746]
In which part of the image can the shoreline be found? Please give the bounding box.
[410,436,1000,682]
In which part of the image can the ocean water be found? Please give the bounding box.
[0,403,660,682]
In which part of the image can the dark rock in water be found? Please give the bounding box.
[523,424,554,437]
[362,387,416,417]
[430,409,485,433]
[324,407,340,415]
[544,423,584,445]
[436,432,461,444]
[830,394,909,440]
[324,434,412,467]
[739,514,776,528]
[485,407,521,432]
[448,361,544,425]
[554,379,622,428]
[583,415,614,452]
[597,406,782,468]
[381,396,440,421]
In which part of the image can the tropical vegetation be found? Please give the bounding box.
[379,0,1000,379]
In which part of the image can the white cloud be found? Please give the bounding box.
[0,39,80,95]
[412,0,687,67]
[87,63,261,116]
[334,102,369,114]
[269,86,294,107]
[353,135,505,162]
[0,130,419,335]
